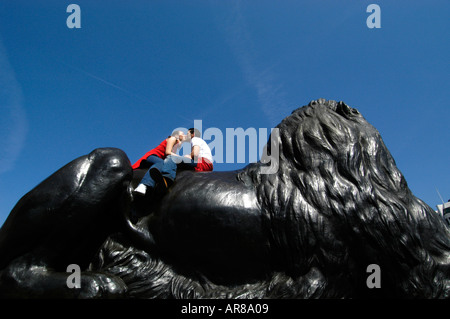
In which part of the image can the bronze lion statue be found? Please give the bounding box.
[1,98,449,298]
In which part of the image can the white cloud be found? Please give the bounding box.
[0,38,27,174]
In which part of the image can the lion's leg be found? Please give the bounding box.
[0,253,127,298]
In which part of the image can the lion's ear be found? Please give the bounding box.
[336,101,360,118]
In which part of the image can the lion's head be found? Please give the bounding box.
[93,98,450,298]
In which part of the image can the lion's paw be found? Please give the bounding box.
[77,272,127,299]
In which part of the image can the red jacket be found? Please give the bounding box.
[132,139,168,169]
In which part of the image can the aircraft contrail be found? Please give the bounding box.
[0,39,27,175]
[61,62,193,124]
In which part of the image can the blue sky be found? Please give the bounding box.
[0,1,449,226]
